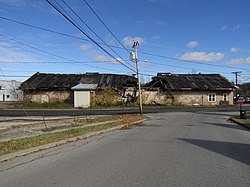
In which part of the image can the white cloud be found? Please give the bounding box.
[230,47,240,53]
[78,43,114,62]
[232,24,241,31]
[79,44,92,51]
[180,51,225,62]
[186,41,199,48]
[122,36,145,47]
[92,54,112,62]
[226,57,250,65]
[220,25,227,31]
[0,42,37,62]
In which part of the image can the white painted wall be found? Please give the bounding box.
[0,80,22,102]
[74,91,90,108]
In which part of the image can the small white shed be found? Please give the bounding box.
[71,84,98,108]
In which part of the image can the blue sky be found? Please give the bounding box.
[0,0,250,83]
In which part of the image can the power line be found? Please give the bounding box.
[45,0,136,73]
[139,51,250,71]
[0,58,234,76]
[1,33,245,77]
[0,16,90,42]
[0,16,128,51]
[0,33,80,62]
[60,0,134,69]
[1,16,249,72]
[0,75,30,77]
[0,34,130,73]
[143,60,233,75]
[82,0,130,53]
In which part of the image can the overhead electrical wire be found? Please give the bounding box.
[139,51,250,71]
[0,59,235,76]
[0,33,81,63]
[142,60,232,75]
[60,0,134,68]
[0,16,129,52]
[82,0,130,54]
[0,75,30,77]
[45,0,136,73]
[0,68,130,74]
[1,15,249,72]
[0,34,129,73]
[0,16,90,42]
[1,20,249,80]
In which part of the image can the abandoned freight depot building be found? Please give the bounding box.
[20,72,137,107]
[144,73,235,106]
[20,72,236,107]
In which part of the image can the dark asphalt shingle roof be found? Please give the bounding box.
[146,73,235,91]
[20,72,136,90]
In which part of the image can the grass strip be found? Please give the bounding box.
[0,115,143,156]
[12,102,73,109]
[231,117,250,129]
[237,119,250,126]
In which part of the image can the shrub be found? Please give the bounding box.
[92,88,119,107]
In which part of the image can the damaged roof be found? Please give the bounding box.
[146,73,235,91]
[20,72,137,90]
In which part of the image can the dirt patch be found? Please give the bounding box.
[0,115,115,142]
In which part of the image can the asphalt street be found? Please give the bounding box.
[0,104,250,116]
[0,111,250,186]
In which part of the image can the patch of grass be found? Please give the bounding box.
[0,115,143,156]
[12,102,73,109]
[240,119,250,125]
[70,116,117,128]
[74,116,115,124]
[231,117,250,128]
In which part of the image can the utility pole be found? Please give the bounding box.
[231,71,242,86]
[131,41,143,115]
[232,71,242,98]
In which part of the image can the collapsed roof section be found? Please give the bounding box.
[20,72,137,91]
[146,73,235,91]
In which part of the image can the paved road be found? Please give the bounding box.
[0,111,250,186]
[0,104,250,116]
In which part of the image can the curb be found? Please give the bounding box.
[229,117,250,130]
[0,119,145,163]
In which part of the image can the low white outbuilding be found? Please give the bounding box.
[0,80,22,102]
[71,83,98,108]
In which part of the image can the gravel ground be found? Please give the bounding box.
[0,115,109,142]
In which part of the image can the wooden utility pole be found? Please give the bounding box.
[132,41,143,115]
[231,71,242,86]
